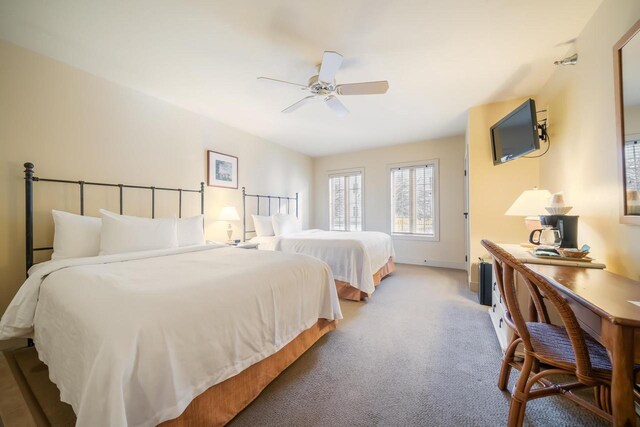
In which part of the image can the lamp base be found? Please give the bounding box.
[226,224,233,242]
[524,216,542,231]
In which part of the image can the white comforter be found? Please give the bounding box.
[0,245,342,427]
[251,230,395,295]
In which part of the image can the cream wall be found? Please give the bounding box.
[536,0,640,280]
[0,40,313,326]
[467,97,541,289]
[313,137,466,269]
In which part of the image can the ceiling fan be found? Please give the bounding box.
[258,51,389,117]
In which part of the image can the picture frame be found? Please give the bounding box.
[207,150,238,189]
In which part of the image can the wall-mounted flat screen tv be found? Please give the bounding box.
[490,99,540,165]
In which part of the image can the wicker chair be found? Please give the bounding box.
[481,240,616,425]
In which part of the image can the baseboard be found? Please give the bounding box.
[394,257,466,271]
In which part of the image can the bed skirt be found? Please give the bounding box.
[335,257,396,301]
[160,319,336,427]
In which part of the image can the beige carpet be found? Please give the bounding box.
[230,264,609,426]
[4,264,614,426]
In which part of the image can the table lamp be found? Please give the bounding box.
[505,188,552,231]
[218,206,240,242]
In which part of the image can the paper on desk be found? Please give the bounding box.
[629,301,640,308]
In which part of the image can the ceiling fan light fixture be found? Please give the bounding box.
[258,51,389,117]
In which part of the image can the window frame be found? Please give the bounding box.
[328,167,365,232]
[389,159,440,242]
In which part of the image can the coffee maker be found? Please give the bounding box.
[539,215,579,248]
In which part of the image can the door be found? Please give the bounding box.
[464,141,471,281]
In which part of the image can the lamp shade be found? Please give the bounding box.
[218,206,240,221]
[505,188,552,216]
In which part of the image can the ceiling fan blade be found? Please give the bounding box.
[282,95,317,113]
[325,95,349,117]
[318,51,343,83]
[337,81,389,95]
[257,77,307,88]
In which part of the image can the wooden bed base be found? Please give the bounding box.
[335,257,396,301]
[161,319,336,426]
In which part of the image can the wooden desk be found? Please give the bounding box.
[488,244,605,355]
[527,264,640,427]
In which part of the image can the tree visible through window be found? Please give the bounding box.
[329,171,362,231]
[391,163,436,236]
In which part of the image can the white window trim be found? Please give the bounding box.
[328,167,365,231]
[388,159,439,242]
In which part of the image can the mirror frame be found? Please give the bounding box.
[614,19,640,225]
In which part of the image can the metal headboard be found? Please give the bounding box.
[24,162,205,274]
[242,187,298,242]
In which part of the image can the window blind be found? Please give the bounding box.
[391,164,435,236]
[329,171,362,231]
[626,140,640,191]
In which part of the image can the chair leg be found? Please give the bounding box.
[593,385,612,414]
[499,336,520,391]
[601,386,611,415]
[509,354,533,427]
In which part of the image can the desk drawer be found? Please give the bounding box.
[489,300,514,352]
[565,296,601,340]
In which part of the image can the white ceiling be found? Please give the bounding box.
[0,0,602,157]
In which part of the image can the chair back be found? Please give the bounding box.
[490,254,517,333]
[481,240,593,378]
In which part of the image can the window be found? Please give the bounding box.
[329,170,363,231]
[390,161,438,239]
[626,139,640,192]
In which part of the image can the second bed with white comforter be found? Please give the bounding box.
[250,229,395,297]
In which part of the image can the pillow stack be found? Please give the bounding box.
[251,213,302,237]
[251,215,275,237]
[51,209,206,259]
[272,213,302,236]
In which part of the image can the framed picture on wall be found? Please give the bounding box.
[207,150,238,189]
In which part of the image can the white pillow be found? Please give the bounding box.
[272,213,302,236]
[252,215,275,237]
[51,210,102,260]
[177,214,205,247]
[99,209,178,255]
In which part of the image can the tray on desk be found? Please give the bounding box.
[527,250,594,263]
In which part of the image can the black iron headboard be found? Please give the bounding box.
[242,187,298,242]
[24,162,205,274]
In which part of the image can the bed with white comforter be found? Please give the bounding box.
[250,229,395,298]
[0,244,342,427]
